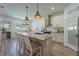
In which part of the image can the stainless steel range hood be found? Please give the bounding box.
[44,15,52,34]
[48,15,52,26]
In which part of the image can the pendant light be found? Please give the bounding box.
[35,3,41,20]
[24,6,30,25]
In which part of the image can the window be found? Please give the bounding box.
[15,21,24,30]
[4,24,10,29]
[15,21,31,32]
[0,21,10,29]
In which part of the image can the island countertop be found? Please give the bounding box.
[16,31,52,40]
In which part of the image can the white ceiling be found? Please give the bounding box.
[0,3,70,20]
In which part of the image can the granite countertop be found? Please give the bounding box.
[16,32,52,40]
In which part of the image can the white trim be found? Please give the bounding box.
[67,43,78,51]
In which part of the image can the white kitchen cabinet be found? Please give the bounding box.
[52,33,64,43]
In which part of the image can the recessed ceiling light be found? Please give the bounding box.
[51,7,54,10]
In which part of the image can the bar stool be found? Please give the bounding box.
[23,35,41,56]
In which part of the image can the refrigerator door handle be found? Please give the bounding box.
[76,34,78,38]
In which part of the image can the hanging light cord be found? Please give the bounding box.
[37,3,38,11]
[26,6,28,17]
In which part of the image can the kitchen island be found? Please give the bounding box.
[16,32,52,56]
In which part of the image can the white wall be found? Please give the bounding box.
[51,11,64,27]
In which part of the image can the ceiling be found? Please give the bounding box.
[0,3,70,20]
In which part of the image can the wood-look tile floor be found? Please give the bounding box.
[51,41,78,56]
[0,39,78,56]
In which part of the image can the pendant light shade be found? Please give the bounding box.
[24,16,30,25]
[35,3,41,20]
[24,6,30,25]
[35,10,41,20]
